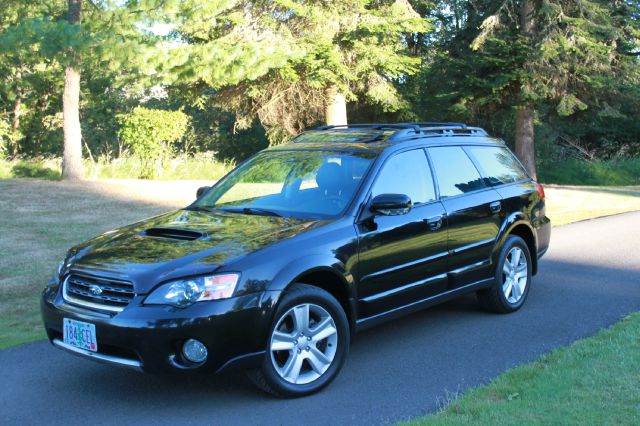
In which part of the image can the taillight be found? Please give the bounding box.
[535,181,545,200]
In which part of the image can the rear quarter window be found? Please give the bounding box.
[466,146,528,186]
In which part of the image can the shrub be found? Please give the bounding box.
[117,107,190,178]
[7,159,61,180]
[538,158,640,186]
[0,118,11,158]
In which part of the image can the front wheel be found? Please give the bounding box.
[477,235,532,313]
[247,284,349,397]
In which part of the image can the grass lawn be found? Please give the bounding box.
[404,312,640,425]
[1,179,639,348]
[544,185,640,225]
[0,178,206,348]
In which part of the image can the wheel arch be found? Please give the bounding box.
[493,213,538,275]
[269,256,357,335]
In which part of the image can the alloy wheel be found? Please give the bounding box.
[269,303,338,385]
[502,247,528,304]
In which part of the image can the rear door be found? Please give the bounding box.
[356,149,448,317]
[464,145,532,215]
[427,146,503,287]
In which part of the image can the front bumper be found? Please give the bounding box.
[41,285,280,374]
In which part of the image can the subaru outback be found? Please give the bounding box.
[41,123,551,397]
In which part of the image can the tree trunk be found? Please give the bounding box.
[62,0,83,180]
[515,107,536,180]
[11,69,22,158]
[325,86,347,126]
[515,0,537,179]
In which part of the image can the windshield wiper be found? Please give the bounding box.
[220,207,282,217]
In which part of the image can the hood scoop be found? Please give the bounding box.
[142,227,206,241]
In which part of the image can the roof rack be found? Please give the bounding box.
[316,123,422,132]
[407,122,468,128]
[315,123,422,141]
[408,122,488,136]
[293,122,487,144]
[293,123,421,144]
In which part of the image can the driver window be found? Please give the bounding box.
[371,149,435,205]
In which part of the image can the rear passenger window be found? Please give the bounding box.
[467,146,528,186]
[371,149,436,205]
[428,147,484,198]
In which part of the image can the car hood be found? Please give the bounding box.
[69,209,322,292]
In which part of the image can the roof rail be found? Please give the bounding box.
[303,123,422,143]
[408,122,488,136]
[316,123,421,132]
[419,126,488,136]
[407,122,468,129]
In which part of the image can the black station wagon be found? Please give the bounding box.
[41,123,551,397]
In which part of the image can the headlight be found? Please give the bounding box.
[144,273,240,308]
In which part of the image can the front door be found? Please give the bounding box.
[356,149,449,317]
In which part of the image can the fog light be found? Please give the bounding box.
[182,339,208,363]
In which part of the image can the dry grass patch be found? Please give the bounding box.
[0,178,210,348]
[544,185,640,226]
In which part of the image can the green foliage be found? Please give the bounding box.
[176,0,430,142]
[0,0,638,178]
[0,158,61,180]
[395,0,640,163]
[117,107,190,178]
[84,153,233,181]
[0,154,233,181]
[174,99,270,162]
[0,117,10,157]
[538,158,640,186]
[10,159,61,180]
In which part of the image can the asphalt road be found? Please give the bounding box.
[2,212,640,426]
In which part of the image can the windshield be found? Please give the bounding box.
[193,150,375,219]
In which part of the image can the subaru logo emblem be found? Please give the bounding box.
[89,284,103,296]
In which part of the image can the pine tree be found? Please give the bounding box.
[470,0,639,177]
[169,0,429,143]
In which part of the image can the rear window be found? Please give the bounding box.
[466,146,528,186]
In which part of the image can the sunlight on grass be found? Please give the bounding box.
[0,155,234,181]
[0,179,195,348]
[545,185,640,226]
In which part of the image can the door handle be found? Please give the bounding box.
[425,215,443,231]
[489,201,502,214]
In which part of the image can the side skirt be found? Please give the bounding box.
[354,277,494,332]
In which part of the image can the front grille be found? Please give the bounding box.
[63,273,135,312]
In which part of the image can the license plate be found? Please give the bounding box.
[63,318,98,352]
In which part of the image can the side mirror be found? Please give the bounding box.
[196,186,210,199]
[370,194,412,216]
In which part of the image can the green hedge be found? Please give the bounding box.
[538,158,640,186]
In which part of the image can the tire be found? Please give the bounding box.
[247,284,350,397]
[477,235,532,313]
